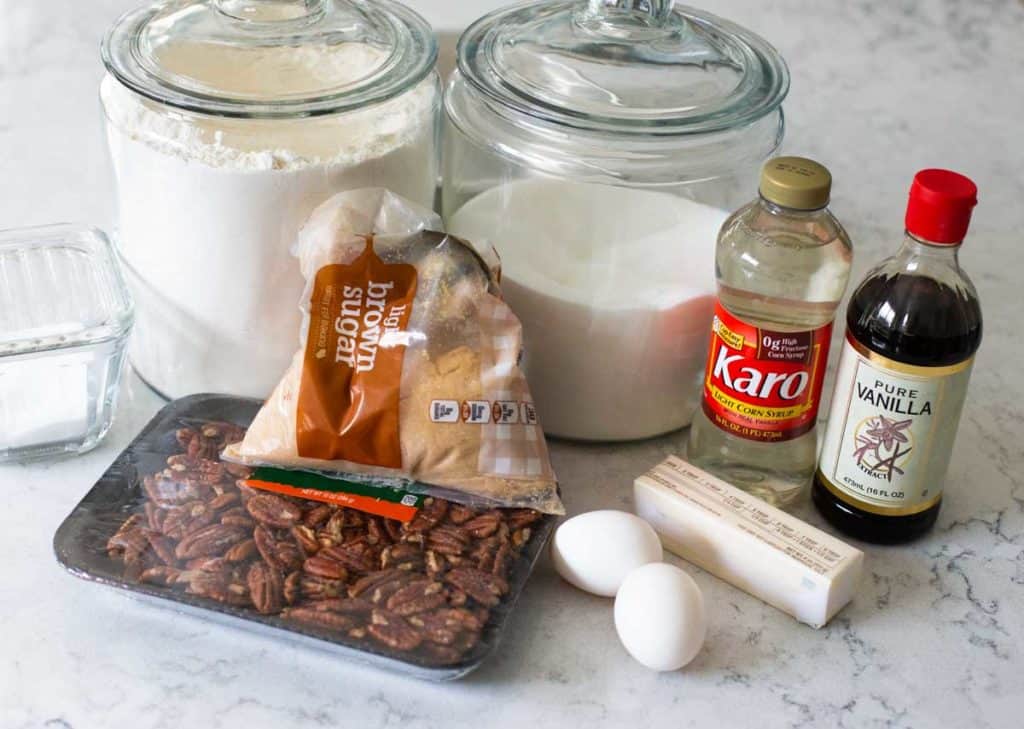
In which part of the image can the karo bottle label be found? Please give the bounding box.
[816,334,974,514]
[701,301,832,442]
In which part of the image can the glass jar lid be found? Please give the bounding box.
[458,0,788,135]
[103,0,437,118]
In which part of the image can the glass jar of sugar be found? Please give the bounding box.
[101,0,440,399]
[443,0,789,441]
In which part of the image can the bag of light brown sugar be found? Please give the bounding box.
[223,188,564,515]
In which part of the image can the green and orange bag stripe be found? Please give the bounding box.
[242,467,423,522]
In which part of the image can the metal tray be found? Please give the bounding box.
[54,394,556,681]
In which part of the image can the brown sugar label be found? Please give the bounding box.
[297,238,417,468]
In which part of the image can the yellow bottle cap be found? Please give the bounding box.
[759,156,832,210]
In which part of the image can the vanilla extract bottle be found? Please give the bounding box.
[813,169,982,543]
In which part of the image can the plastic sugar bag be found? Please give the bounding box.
[223,189,563,515]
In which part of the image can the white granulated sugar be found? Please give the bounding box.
[103,42,437,398]
[448,179,726,441]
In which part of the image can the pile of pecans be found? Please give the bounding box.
[106,421,543,665]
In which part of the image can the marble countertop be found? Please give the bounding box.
[2,1,1023,727]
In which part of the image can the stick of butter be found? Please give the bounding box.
[634,456,863,629]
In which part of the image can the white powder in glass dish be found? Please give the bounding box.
[102,42,438,399]
[447,179,727,441]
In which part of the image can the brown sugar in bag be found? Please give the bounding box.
[223,188,563,514]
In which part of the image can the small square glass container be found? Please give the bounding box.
[0,224,134,462]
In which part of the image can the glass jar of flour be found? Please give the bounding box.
[101,0,439,399]
[443,0,788,441]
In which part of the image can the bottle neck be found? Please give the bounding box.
[757,196,828,219]
[900,232,962,263]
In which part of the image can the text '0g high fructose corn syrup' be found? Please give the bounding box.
[813,169,982,543]
[687,157,853,508]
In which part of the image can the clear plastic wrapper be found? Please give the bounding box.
[54,394,556,680]
[223,189,563,515]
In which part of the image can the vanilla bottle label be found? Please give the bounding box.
[817,334,974,514]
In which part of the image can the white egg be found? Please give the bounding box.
[551,510,662,597]
[614,562,706,671]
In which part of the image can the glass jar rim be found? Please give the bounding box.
[102,0,438,119]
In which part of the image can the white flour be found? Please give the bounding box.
[447,179,727,441]
[102,42,438,398]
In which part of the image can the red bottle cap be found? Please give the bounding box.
[904,169,978,244]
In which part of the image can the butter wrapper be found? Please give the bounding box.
[634,456,863,628]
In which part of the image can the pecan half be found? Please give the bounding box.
[462,512,502,539]
[321,510,346,541]
[275,541,303,572]
[425,550,446,578]
[246,493,303,529]
[472,538,498,573]
[175,427,196,449]
[386,579,446,616]
[178,569,234,602]
[186,556,227,572]
[283,571,301,605]
[426,526,470,556]
[423,628,481,664]
[444,567,508,607]
[405,498,448,533]
[347,569,409,598]
[383,518,404,542]
[506,509,542,530]
[491,542,513,579]
[303,504,333,529]
[321,542,376,574]
[408,607,484,645]
[224,581,252,607]
[365,516,391,546]
[291,525,320,555]
[224,538,258,563]
[369,577,413,605]
[301,575,346,600]
[208,492,239,511]
[143,502,166,533]
[107,515,148,559]
[179,503,217,538]
[253,525,283,569]
[284,606,358,632]
[139,566,180,586]
[219,506,254,528]
[303,555,349,581]
[247,562,284,614]
[305,597,375,616]
[146,536,178,569]
[167,455,226,486]
[175,524,247,560]
[447,504,477,525]
[368,609,421,651]
[380,543,423,570]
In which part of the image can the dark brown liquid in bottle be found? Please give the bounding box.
[813,272,982,543]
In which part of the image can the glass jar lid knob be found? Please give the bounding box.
[213,0,327,23]
[574,0,682,37]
